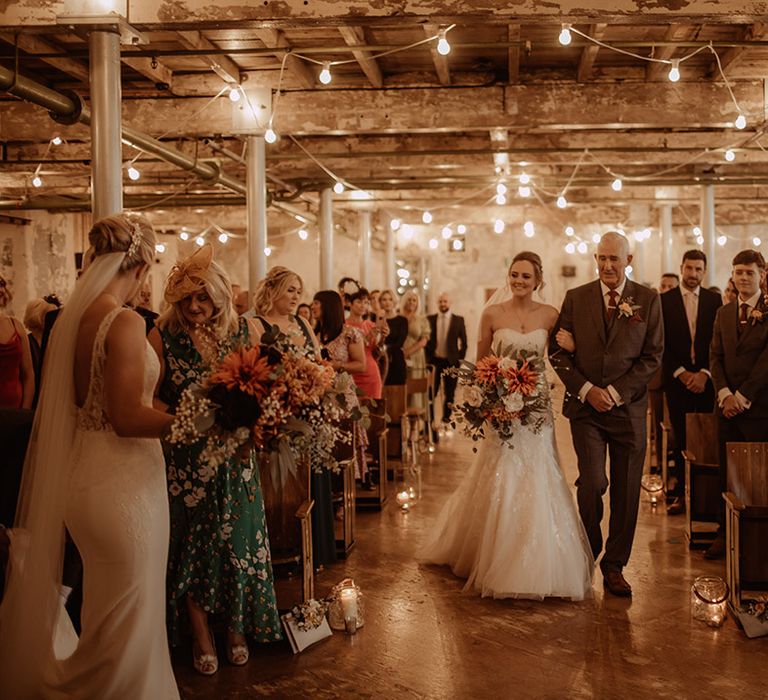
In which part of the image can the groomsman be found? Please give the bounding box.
[426,293,467,429]
[707,249,768,558]
[661,250,722,514]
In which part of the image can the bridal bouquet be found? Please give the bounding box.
[169,336,367,479]
[448,345,549,449]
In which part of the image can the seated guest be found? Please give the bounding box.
[708,249,768,559]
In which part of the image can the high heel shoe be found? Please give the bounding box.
[226,638,250,666]
[192,631,218,676]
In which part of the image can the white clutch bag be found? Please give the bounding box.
[281,613,332,654]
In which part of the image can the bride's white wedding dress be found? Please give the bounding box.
[49,307,179,698]
[418,328,594,600]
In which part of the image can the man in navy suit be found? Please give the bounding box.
[660,250,722,514]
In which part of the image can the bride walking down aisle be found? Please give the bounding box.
[418,252,594,601]
[0,214,179,699]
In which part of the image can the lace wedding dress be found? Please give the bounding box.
[49,307,179,698]
[418,328,594,600]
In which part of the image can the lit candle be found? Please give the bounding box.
[396,490,411,509]
[340,587,358,634]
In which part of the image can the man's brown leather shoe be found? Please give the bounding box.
[603,570,632,597]
[666,498,685,515]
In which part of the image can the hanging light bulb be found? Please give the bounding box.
[519,171,531,185]
[611,177,623,192]
[724,149,736,162]
[696,235,704,246]
[127,165,141,181]
[437,28,451,56]
[592,233,602,243]
[452,239,463,251]
[428,237,439,249]
[155,243,166,253]
[264,246,272,256]
[457,224,467,234]
[195,236,205,246]
[717,235,727,246]
[495,193,507,205]
[577,241,588,254]
[692,226,702,236]
[319,62,332,85]
[32,175,43,188]
[441,225,453,239]
[668,59,681,83]
[558,24,572,46]
[556,195,568,209]
[390,218,401,231]
[333,180,345,194]
[51,136,63,146]
[523,221,535,238]
[753,236,762,246]
[179,231,189,241]
[228,86,241,102]
[565,242,576,254]
[565,226,575,237]
[422,210,433,224]
[496,182,507,195]
[218,232,229,243]
[298,228,309,240]
[494,218,505,234]
[735,113,747,130]
[518,186,531,198]
[264,126,277,143]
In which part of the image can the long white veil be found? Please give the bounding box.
[0,252,125,696]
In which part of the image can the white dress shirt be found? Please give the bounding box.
[717,290,762,410]
[578,279,627,407]
[672,286,711,379]
[435,311,452,358]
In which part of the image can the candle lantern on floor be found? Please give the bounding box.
[396,489,413,511]
[691,575,729,627]
[328,578,365,633]
[640,473,664,506]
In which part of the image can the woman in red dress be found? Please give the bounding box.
[345,288,387,401]
[0,276,34,409]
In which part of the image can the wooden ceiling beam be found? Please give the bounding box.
[507,24,521,84]
[337,26,383,88]
[423,24,450,86]
[252,28,316,89]
[713,22,768,77]
[0,32,89,84]
[175,30,241,84]
[645,24,699,81]
[577,24,607,82]
[121,51,174,89]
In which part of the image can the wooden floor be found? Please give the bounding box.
[173,416,767,699]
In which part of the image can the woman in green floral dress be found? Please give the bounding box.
[148,245,281,676]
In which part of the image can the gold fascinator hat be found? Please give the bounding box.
[164,243,214,304]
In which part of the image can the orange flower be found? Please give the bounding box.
[209,346,272,397]
[507,360,539,396]
[475,355,502,385]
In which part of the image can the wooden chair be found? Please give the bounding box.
[383,384,407,464]
[257,451,314,604]
[658,397,674,497]
[331,419,356,558]
[356,397,389,510]
[724,443,768,616]
[683,413,720,548]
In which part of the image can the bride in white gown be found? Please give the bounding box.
[418,251,594,600]
[0,214,179,698]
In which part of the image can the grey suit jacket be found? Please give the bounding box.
[550,279,664,419]
[710,298,768,418]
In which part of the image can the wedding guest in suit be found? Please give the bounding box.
[707,249,768,559]
[426,292,468,432]
[550,232,663,597]
[379,289,408,386]
[0,276,34,410]
[659,273,679,293]
[661,250,722,515]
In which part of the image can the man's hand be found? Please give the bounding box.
[681,370,708,394]
[586,386,615,413]
[722,394,744,419]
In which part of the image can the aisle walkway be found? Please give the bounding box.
[174,419,767,699]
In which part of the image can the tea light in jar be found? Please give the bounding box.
[340,587,358,634]
[396,490,411,509]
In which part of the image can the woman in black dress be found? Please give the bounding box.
[378,289,408,385]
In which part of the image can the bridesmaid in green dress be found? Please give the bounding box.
[148,245,281,677]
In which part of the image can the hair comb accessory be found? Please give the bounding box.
[126,221,142,259]
[164,243,214,304]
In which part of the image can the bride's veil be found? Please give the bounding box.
[0,251,125,695]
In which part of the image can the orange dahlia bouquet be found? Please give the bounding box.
[169,335,366,479]
[447,344,549,449]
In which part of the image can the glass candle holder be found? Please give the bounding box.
[395,489,412,511]
[691,575,729,628]
[640,473,664,506]
[327,578,365,631]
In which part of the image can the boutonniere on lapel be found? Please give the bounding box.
[750,296,768,325]
[616,296,643,324]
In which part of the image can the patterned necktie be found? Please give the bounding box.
[606,290,619,322]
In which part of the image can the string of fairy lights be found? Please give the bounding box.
[23,24,765,255]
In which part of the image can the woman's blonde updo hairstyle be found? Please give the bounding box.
[252,266,304,315]
[24,298,57,335]
[509,250,545,291]
[0,275,12,309]
[88,213,156,272]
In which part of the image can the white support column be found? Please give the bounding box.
[359,211,372,288]
[246,135,268,295]
[659,204,675,275]
[385,227,396,292]
[89,30,123,219]
[319,187,334,289]
[700,185,717,287]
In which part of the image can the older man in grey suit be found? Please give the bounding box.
[550,232,663,597]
